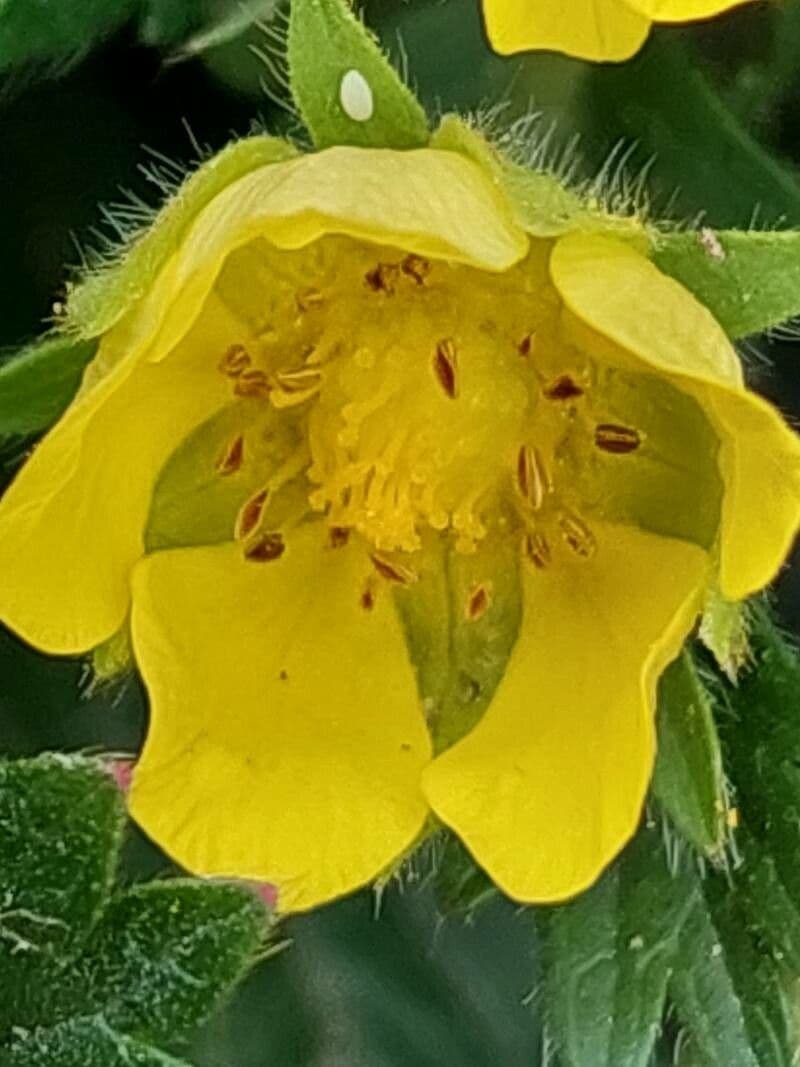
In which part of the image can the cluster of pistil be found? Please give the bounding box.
[207,238,644,616]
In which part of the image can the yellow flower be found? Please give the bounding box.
[0,140,798,913]
[482,0,754,61]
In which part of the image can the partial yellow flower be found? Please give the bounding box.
[0,141,797,912]
[482,0,754,62]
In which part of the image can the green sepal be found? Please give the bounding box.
[430,116,582,238]
[91,623,134,684]
[0,336,97,438]
[287,0,428,150]
[652,651,725,857]
[431,115,649,244]
[144,401,304,553]
[699,589,750,682]
[538,822,691,1067]
[393,526,522,753]
[66,135,297,340]
[652,229,800,339]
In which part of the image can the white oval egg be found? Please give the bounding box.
[339,69,374,123]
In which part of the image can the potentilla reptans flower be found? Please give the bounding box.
[0,129,799,912]
[482,0,756,61]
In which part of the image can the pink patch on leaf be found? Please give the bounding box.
[106,759,135,796]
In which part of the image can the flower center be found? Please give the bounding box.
[211,236,651,574]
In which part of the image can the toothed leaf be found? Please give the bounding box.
[69,882,267,1046]
[653,229,800,339]
[0,755,124,1033]
[2,1019,191,1067]
[669,863,795,1067]
[287,0,428,150]
[538,824,691,1067]
[0,336,97,437]
[652,652,725,856]
[716,609,800,976]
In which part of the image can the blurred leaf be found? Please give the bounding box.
[288,0,428,149]
[581,35,800,229]
[538,823,693,1067]
[169,1,279,60]
[652,652,725,856]
[0,0,136,72]
[193,887,541,1067]
[653,229,800,338]
[0,336,96,437]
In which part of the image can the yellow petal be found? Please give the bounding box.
[0,293,234,654]
[146,146,528,366]
[482,0,651,60]
[550,233,800,600]
[423,523,707,903]
[129,523,431,913]
[623,0,751,22]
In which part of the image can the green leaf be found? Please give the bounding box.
[76,882,266,1046]
[652,652,725,856]
[287,0,428,150]
[0,0,136,72]
[0,336,97,437]
[669,862,795,1067]
[653,229,800,339]
[667,613,800,1066]
[1,1018,191,1067]
[0,755,123,1032]
[538,823,694,1067]
[192,886,542,1067]
[715,609,800,973]
[0,756,268,1064]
